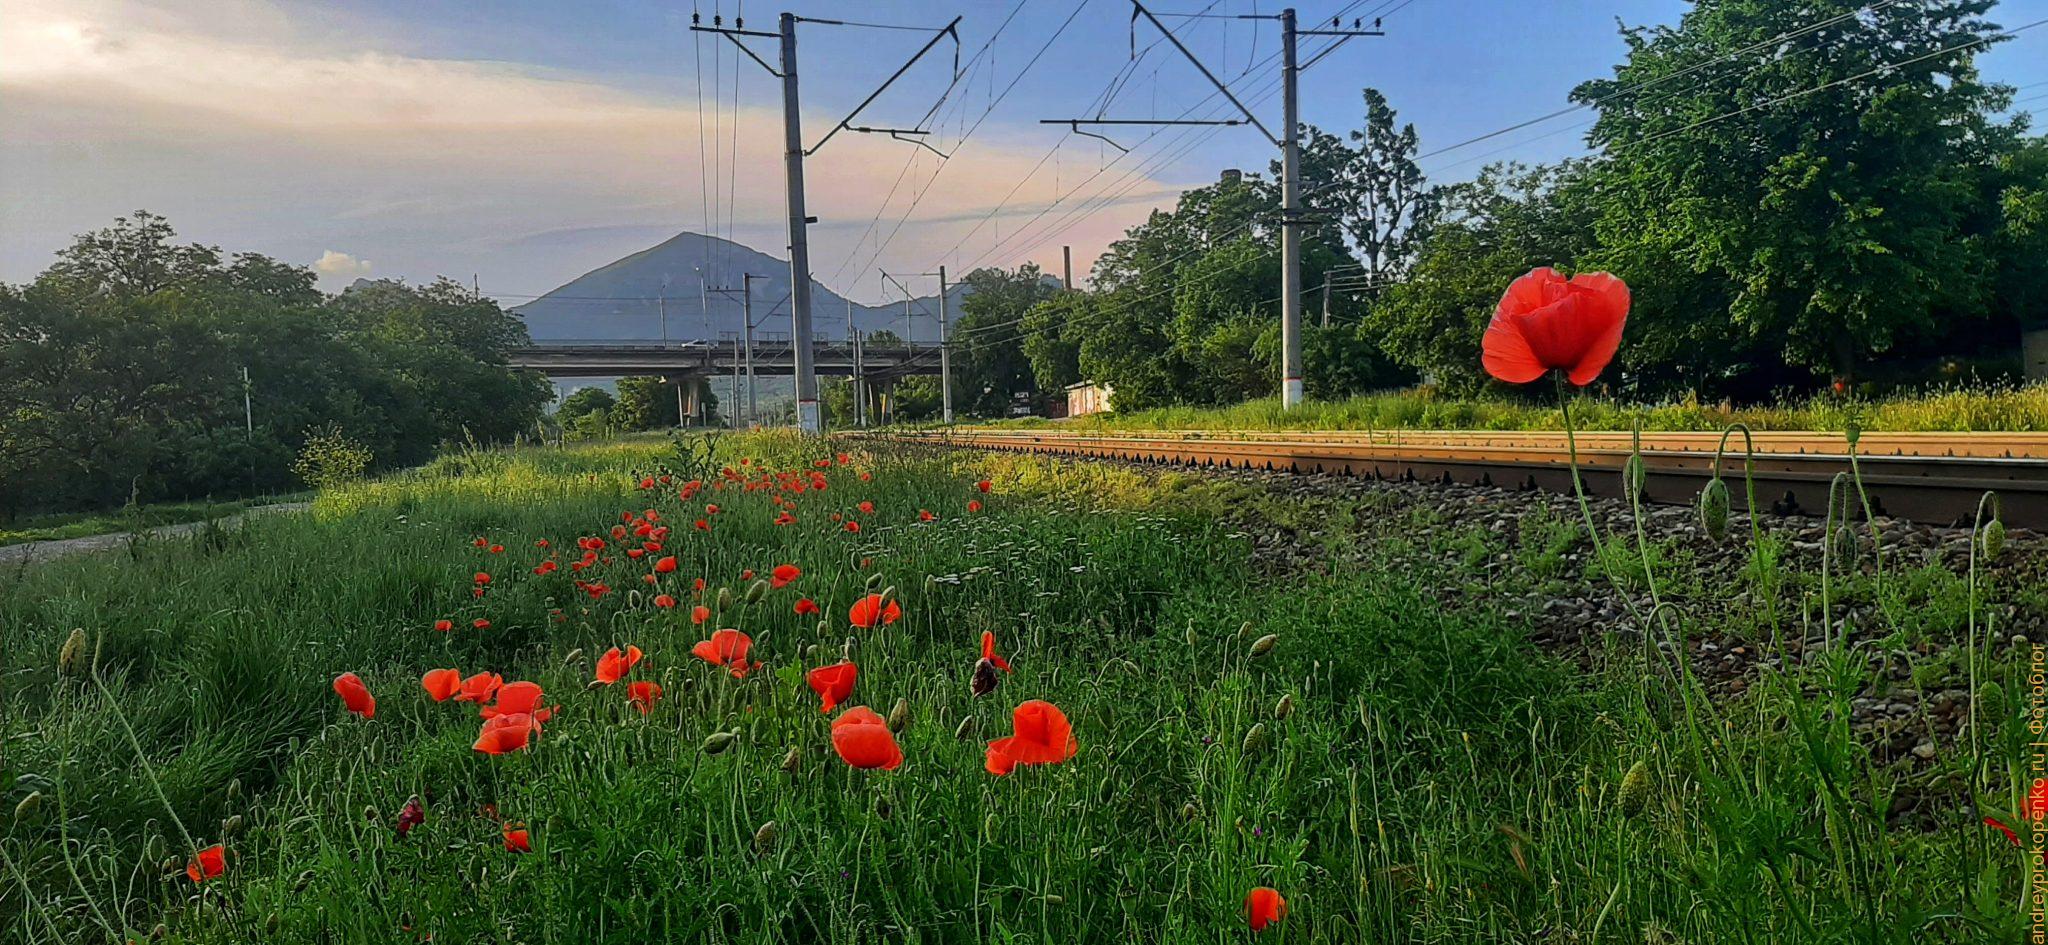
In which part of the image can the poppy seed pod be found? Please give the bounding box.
[1982,519,2006,561]
[887,697,910,733]
[1242,723,1269,755]
[1618,759,1652,817]
[1699,478,1730,541]
[1249,634,1279,659]
[58,628,88,677]
[702,731,737,755]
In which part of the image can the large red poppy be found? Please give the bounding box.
[1480,267,1630,386]
[481,681,553,723]
[806,661,859,713]
[691,628,758,678]
[1244,887,1287,931]
[453,672,502,704]
[595,645,643,685]
[627,681,662,714]
[421,668,462,702]
[771,563,801,589]
[985,699,1077,775]
[332,672,376,719]
[830,706,903,770]
[848,594,902,628]
[474,712,539,754]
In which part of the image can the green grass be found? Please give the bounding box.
[0,433,2031,943]
[0,494,309,547]
[988,381,2048,433]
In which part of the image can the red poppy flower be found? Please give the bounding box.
[1244,887,1287,931]
[626,548,645,559]
[771,563,801,589]
[482,681,553,723]
[919,510,935,522]
[807,661,858,713]
[848,594,901,628]
[858,501,875,514]
[473,537,488,548]
[774,511,797,526]
[654,593,677,608]
[503,825,531,852]
[536,539,550,548]
[611,524,629,540]
[691,604,712,625]
[1987,816,2022,846]
[395,795,425,838]
[985,699,1076,775]
[794,597,820,616]
[421,668,462,702]
[2027,778,2048,820]
[1480,267,1631,386]
[474,572,491,585]
[979,631,1014,673]
[968,500,983,513]
[333,672,376,719]
[474,712,539,754]
[453,672,503,704]
[692,577,707,593]
[976,479,992,493]
[691,628,758,678]
[654,555,678,574]
[489,544,504,554]
[434,619,453,632]
[740,568,755,581]
[473,618,492,629]
[694,519,710,532]
[830,706,903,770]
[638,476,656,489]
[595,645,643,684]
[844,521,861,534]
[186,844,226,883]
[627,680,662,714]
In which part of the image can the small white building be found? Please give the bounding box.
[1064,381,1114,417]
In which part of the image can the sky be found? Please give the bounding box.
[4,0,2045,307]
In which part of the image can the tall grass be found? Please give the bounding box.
[997,381,2048,433]
[0,432,2029,943]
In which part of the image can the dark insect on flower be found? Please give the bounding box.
[971,659,1001,698]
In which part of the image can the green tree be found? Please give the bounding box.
[557,387,616,424]
[952,264,1059,416]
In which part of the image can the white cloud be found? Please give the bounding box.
[310,250,371,279]
[0,0,1179,299]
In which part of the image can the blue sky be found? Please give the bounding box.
[5,0,2045,305]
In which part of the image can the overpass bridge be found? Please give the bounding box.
[510,339,945,380]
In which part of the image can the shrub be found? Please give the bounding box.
[290,426,373,489]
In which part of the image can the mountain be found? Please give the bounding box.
[511,232,973,344]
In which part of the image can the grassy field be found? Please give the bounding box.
[0,495,310,548]
[0,432,2032,943]
[990,382,2048,433]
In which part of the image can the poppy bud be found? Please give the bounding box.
[265,913,280,934]
[1274,693,1295,720]
[1983,519,2006,562]
[866,572,885,590]
[1043,894,1065,906]
[1618,759,1652,817]
[971,659,1000,698]
[702,731,737,755]
[983,812,997,835]
[221,815,243,837]
[583,679,607,692]
[887,698,910,733]
[1237,621,1252,640]
[752,820,777,853]
[1698,478,1730,541]
[954,715,977,739]
[1186,624,1198,647]
[363,805,380,822]
[1242,723,1268,755]
[1623,453,1646,500]
[1181,802,1201,822]
[746,579,770,604]
[58,628,88,677]
[876,797,892,821]
[780,746,802,773]
[225,778,241,803]
[1249,634,1278,659]
[1830,522,1857,565]
[293,869,316,892]
[562,648,584,666]
[152,924,167,940]
[13,791,41,824]
[717,587,734,610]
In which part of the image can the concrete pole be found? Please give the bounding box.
[742,273,757,424]
[938,265,953,424]
[1062,245,1074,291]
[1279,7,1304,409]
[780,12,822,434]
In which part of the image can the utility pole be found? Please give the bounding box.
[1062,245,1074,291]
[846,297,866,428]
[1321,277,1332,329]
[742,273,758,424]
[659,287,668,347]
[1040,4,1379,410]
[937,265,952,424]
[241,366,253,435]
[691,11,960,435]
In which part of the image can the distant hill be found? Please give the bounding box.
[511,232,973,344]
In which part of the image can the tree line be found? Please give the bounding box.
[911,0,2047,419]
[0,212,553,519]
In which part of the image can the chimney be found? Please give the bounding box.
[1220,168,1243,186]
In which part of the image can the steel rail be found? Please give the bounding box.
[865,428,2048,529]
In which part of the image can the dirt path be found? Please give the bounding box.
[0,503,312,566]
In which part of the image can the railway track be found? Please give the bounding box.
[870,428,2048,530]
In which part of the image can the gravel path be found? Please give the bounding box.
[0,503,311,566]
